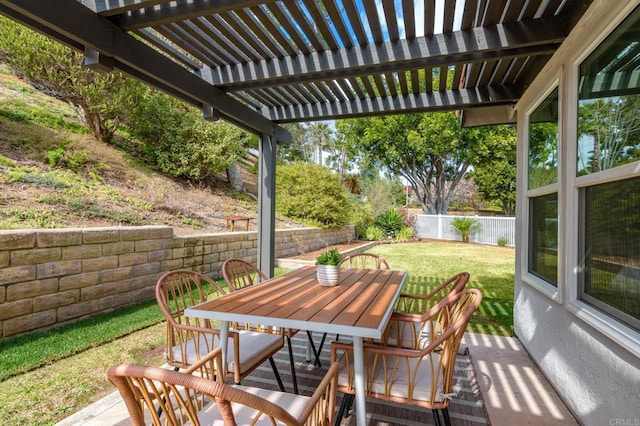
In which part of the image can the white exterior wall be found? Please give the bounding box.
[514,1,640,425]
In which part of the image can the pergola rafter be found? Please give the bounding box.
[207,16,567,91]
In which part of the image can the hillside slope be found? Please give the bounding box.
[0,64,299,234]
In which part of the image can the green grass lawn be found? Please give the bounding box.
[0,241,514,425]
[369,241,515,336]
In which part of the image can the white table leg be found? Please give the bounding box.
[352,336,366,426]
[220,321,229,376]
[306,334,312,362]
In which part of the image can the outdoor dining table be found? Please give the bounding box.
[184,265,407,426]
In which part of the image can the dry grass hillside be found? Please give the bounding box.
[0,64,300,234]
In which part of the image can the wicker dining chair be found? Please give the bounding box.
[338,253,390,270]
[394,272,470,315]
[155,270,285,390]
[380,272,471,349]
[222,259,304,394]
[222,258,268,291]
[331,288,482,426]
[107,348,339,426]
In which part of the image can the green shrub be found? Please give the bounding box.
[497,236,510,246]
[375,208,405,238]
[47,144,66,167]
[64,149,89,171]
[46,138,89,171]
[126,90,247,181]
[395,227,414,240]
[276,162,351,228]
[351,203,374,240]
[364,225,385,241]
[450,217,482,243]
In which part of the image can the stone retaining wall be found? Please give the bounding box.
[0,225,354,339]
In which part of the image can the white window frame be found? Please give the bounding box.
[564,4,640,357]
[521,81,563,303]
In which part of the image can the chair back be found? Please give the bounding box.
[338,253,390,269]
[222,258,267,292]
[155,270,227,369]
[107,364,291,426]
[382,272,470,349]
[428,288,482,400]
[107,360,339,426]
[395,272,470,314]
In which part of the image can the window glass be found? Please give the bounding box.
[579,176,640,330]
[528,193,558,286]
[577,7,640,175]
[529,87,559,189]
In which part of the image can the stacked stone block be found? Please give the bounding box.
[0,225,355,339]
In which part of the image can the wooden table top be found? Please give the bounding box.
[186,266,407,339]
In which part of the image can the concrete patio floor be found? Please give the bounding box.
[56,333,578,425]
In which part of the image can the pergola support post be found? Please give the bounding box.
[257,133,276,278]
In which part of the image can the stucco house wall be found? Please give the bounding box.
[514,1,640,424]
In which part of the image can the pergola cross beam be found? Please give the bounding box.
[264,85,522,123]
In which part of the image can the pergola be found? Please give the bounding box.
[0,0,592,275]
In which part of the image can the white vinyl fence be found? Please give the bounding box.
[415,214,515,246]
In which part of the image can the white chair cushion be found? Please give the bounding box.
[172,330,282,374]
[336,351,446,403]
[376,321,430,349]
[196,385,311,425]
[233,331,283,375]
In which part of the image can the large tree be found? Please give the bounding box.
[469,126,517,215]
[0,16,143,142]
[337,112,482,215]
[279,122,336,166]
[578,95,640,174]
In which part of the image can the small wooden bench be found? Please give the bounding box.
[224,215,252,231]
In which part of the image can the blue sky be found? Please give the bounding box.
[292,0,466,49]
[372,0,466,38]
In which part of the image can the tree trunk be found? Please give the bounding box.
[81,106,117,143]
[226,161,245,192]
[592,131,600,172]
[82,109,104,142]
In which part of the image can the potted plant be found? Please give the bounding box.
[316,248,342,286]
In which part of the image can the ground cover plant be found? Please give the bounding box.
[0,64,297,233]
[0,242,513,425]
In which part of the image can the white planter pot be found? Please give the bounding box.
[316,265,340,286]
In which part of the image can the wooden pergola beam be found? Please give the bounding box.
[263,85,522,123]
[208,16,567,91]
